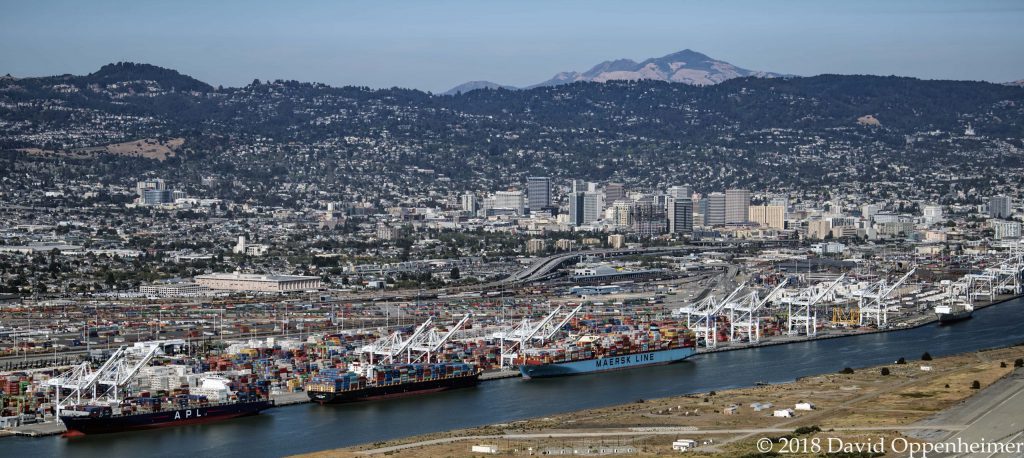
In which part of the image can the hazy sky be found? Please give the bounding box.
[2,0,1023,92]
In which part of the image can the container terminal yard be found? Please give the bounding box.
[1,244,1022,443]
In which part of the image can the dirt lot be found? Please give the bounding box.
[21,137,183,161]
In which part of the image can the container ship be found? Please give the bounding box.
[305,362,479,404]
[60,392,273,436]
[517,324,696,379]
[935,302,974,323]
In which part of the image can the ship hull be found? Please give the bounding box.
[307,373,480,404]
[519,347,696,379]
[60,400,274,436]
[937,310,973,324]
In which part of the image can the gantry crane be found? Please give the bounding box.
[859,268,916,328]
[495,304,583,367]
[48,343,161,414]
[728,279,789,343]
[781,274,845,336]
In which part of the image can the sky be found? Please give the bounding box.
[2,0,1024,92]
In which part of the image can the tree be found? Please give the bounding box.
[880,367,890,376]
[921,352,933,361]
[971,380,981,390]
[1015,358,1024,368]
[450,267,460,280]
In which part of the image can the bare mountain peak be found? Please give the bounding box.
[446,49,783,94]
[543,49,783,87]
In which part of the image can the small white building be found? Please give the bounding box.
[672,439,698,451]
[773,409,795,418]
[470,444,499,454]
[795,402,816,411]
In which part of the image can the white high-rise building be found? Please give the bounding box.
[461,193,478,213]
[488,190,525,215]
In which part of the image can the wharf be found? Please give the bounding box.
[271,391,310,406]
[697,293,1023,357]
[480,369,520,381]
[4,420,65,437]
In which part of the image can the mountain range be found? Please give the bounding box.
[444,49,783,94]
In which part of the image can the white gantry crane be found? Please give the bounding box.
[781,274,846,336]
[680,285,744,349]
[859,268,916,328]
[728,279,790,343]
[360,315,473,365]
[48,343,162,414]
[406,314,472,363]
[495,304,583,368]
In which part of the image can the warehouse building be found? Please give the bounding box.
[195,273,321,292]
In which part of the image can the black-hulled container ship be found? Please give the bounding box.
[305,362,479,404]
[60,394,274,436]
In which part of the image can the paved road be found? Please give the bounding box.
[910,368,1024,458]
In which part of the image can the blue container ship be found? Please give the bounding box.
[518,323,696,379]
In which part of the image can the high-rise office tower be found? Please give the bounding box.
[568,192,586,226]
[989,195,1012,219]
[667,185,693,200]
[572,179,587,194]
[630,202,667,236]
[725,189,751,224]
[667,197,694,234]
[605,182,626,205]
[612,200,634,226]
[706,192,726,226]
[461,193,478,213]
[583,192,604,224]
[527,177,551,213]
